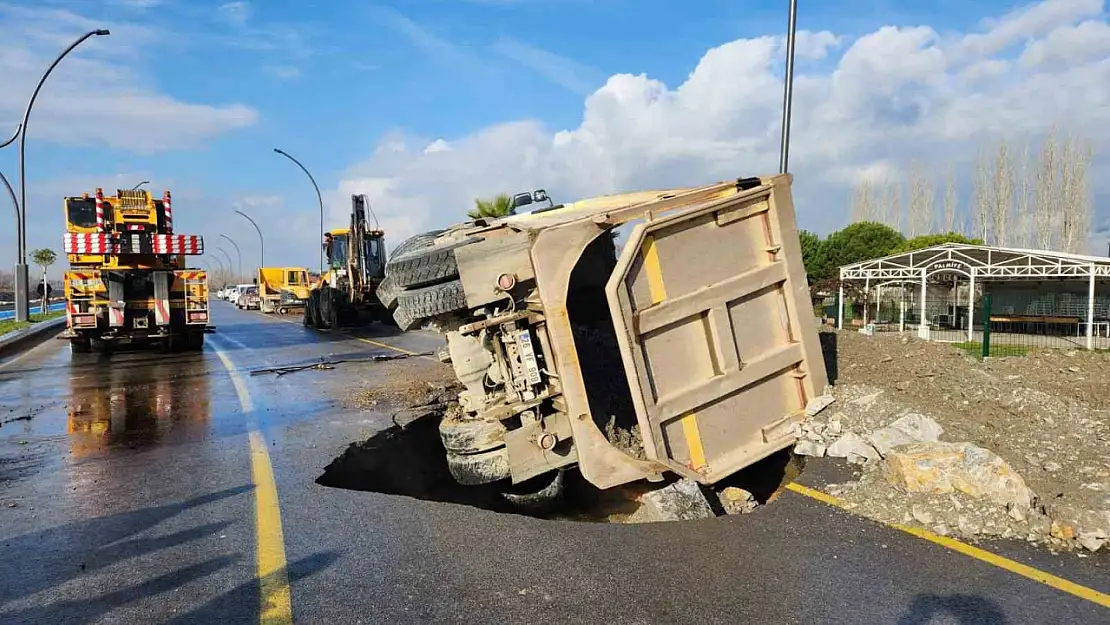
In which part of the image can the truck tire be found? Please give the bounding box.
[186,332,205,351]
[439,416,507,455]
[376,275,401,310]
[445,447,511,486]
[303,295,315,327]
[70,337,91,353]
[392,280,468,331]
[386,237,479,289]
[388,229,447,261]
[500,470,565,512]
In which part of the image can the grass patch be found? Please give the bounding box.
[0,310,65,336]
[951,341,1030,358]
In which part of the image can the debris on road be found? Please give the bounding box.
[801,330,1110,552]
[251,351,434,376]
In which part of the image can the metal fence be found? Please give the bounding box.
[828,280,1110,357]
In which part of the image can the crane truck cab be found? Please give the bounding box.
[60,188,210,353]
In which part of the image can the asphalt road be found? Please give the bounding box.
[0,302,1106,624]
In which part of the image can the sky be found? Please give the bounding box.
[2,0,1110,274]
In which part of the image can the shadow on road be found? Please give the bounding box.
[0,555,241,625]
[162,550,340,624]
[0,485,252,611]
[896,594,1008,625]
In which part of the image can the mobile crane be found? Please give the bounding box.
[60,188,211,353]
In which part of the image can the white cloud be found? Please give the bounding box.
[0,5,258,152]
[334,0,1110,252]
[793,30,843,60]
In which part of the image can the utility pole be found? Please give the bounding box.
[778,0,799,175]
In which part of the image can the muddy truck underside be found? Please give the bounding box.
[381,174,827,499]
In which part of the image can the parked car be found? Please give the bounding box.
[236,286,260,310]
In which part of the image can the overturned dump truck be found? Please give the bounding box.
[382,174,827,501]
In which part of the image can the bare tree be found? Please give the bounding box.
[1034,125,1058,250]
[943,164,959,234]
[883,177,903,232]
[1015,141,1033,247]
[972,145,993,243]
[906,160,935,237]
[849,179,876,223]
[991,139,1013,246]
[1059,131,1094,254]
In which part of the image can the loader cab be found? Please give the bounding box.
[363,230,386,280]
[324,230,349,270]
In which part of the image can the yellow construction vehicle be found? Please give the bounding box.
[257,266,311,314]
[304,194,391,328]
[59,188,210,353]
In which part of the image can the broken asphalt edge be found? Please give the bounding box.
[0,316,67,361]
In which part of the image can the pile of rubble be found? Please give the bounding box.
[795,331,1110,553]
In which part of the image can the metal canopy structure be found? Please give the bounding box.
[837,243,1110,348]
[840,243,1110,281]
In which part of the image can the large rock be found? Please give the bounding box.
[622,479,716,523]
[826,432,880,462]
[888,413,944,442]
[882,442,1033,510]
[867,427,918,457]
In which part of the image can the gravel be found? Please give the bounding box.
[802,330,1110,552]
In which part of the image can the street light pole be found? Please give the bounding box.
[131,180,150,190]
[215,246,236,281]
[778,0,798,175]
[2,126,20,256]
[273,148,324,276]
[15,28,110,322]
[218,234,242,277]
[234,209,265,269]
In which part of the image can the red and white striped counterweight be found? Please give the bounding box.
[63,233,112,254]
[152,234,203,254]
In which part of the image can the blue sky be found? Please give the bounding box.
[2,0,1108,274]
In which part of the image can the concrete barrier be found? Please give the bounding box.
[0,316,67,361]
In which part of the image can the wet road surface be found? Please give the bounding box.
[0,302,1107,624]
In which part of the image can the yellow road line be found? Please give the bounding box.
[785,482,1110,609]
[215,347,294,625]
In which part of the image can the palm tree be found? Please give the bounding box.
[468,193,514,220]
[31,248,57,314]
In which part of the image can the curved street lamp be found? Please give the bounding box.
[14,29,110,322]
[215,246,236,280]
[218,233,242,277]
[234,209,265,269]
[272,148,324,275]
[2,125,20,249]
[132,180,150,190]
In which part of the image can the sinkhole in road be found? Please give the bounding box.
[316,409,803,523]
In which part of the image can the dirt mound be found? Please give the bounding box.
[810,330,1110,552]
